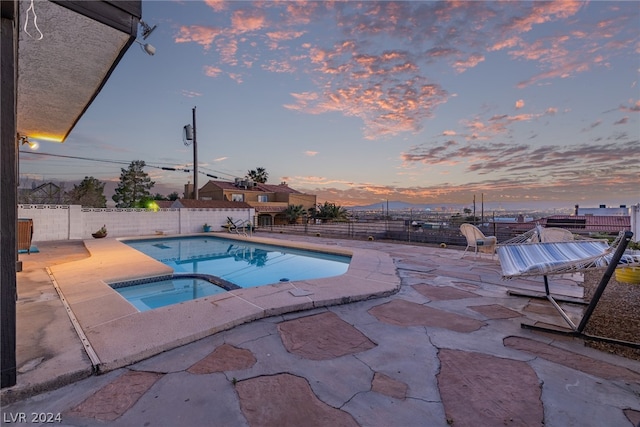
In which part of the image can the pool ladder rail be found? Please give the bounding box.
[227,218,253,237]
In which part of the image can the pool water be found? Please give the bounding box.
[114,277,228,312]
[114,236,351,311]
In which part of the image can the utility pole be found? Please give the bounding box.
[473,194,476,223]
[183,107,198,200]
[192,107,198,200]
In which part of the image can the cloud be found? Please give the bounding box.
[204,0,226,13]
[614,116,628,125]
[300,135,639,206]
[305,151,318,157]
[173,1,638,140]
[175,25,222,50]
[620,100,640,113]
[203,66,222,77]
[181,90,202,98]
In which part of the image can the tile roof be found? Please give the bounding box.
[253,205,288,213]
[154,200,174,209]
[503,215,631,234]
[541,215,630,230]
[204,180,302,194]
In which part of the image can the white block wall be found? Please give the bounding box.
[18,205,255,242]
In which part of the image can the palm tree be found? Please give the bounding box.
[284,204,305,224]
[246,167,268,183]
[316,202,349,222]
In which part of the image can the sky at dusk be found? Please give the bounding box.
[19,0,640,209]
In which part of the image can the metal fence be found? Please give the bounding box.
[258,220,483,247]
[257,219,627,247]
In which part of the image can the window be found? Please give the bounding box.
[231,194,244,202]
[258,195,268,202]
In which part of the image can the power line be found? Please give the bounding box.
[19,150,226,180]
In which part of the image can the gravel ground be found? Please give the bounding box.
[582,269,640,361]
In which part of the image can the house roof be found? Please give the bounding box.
[202,180,302,194]
[540,215,630,231]
[253,205,288,213]
[154,200,174,209]
[506,215,631,234]
[171,199,252,209]
[256,183,301,194]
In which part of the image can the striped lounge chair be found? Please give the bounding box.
[497,230,639,348]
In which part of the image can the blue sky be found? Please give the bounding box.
[19,0,640,208]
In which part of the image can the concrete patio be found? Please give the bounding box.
[2,233,639,426]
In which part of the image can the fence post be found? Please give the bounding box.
[68,205,83,239]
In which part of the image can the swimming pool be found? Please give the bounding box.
[113,236,351,310]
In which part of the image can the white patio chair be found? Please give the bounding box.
[460,223,497,259]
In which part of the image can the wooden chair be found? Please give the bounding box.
[18,218,33,254]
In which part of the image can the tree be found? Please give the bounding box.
[316,202,349,222]
[246,167,268,183]
[112,160,155,208]
[284,204,305,224]
[67,176,107,207]
[152,191,179,201]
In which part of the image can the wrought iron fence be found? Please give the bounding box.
[257,219,624,247]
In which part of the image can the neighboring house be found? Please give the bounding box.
[574,204,629,216]
[539,215,630,234]
[169,198,252,210]
[198,179,317,226]
[21,182,66,204]
[505,215,631,236]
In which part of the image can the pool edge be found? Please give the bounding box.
[51,235,400,375]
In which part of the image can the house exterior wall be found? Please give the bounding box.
[198,183,224,200]
[290,193,317,210]
[18,205,254,242]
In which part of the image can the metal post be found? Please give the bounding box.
[1,0,18,388]
[192,107,198,200]
[577,231,632,332]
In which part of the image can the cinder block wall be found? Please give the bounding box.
[18,205,255,242]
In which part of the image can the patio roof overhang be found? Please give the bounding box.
[16,0,140,142]
[1,0,142,389]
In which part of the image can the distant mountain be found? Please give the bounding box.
[347,200,580,213]
[349,201,452,211]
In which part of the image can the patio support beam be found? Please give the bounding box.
[1,0,18,389]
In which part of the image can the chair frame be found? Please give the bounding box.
[460,223,496,259]
[498,231,638,349]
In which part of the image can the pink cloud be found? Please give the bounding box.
[175,25,222,50]
[203,66,222,77]
[203,0,226,13]
[230,9,266,33]
[515,99,525,109]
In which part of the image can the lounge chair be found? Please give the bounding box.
[538,227,574,243]
[460,223,497,258]
[497,230,640,348]
[501,224,575,245]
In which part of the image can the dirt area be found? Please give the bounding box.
[582,269,640,361]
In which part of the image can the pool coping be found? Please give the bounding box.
[48,233,400,373]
